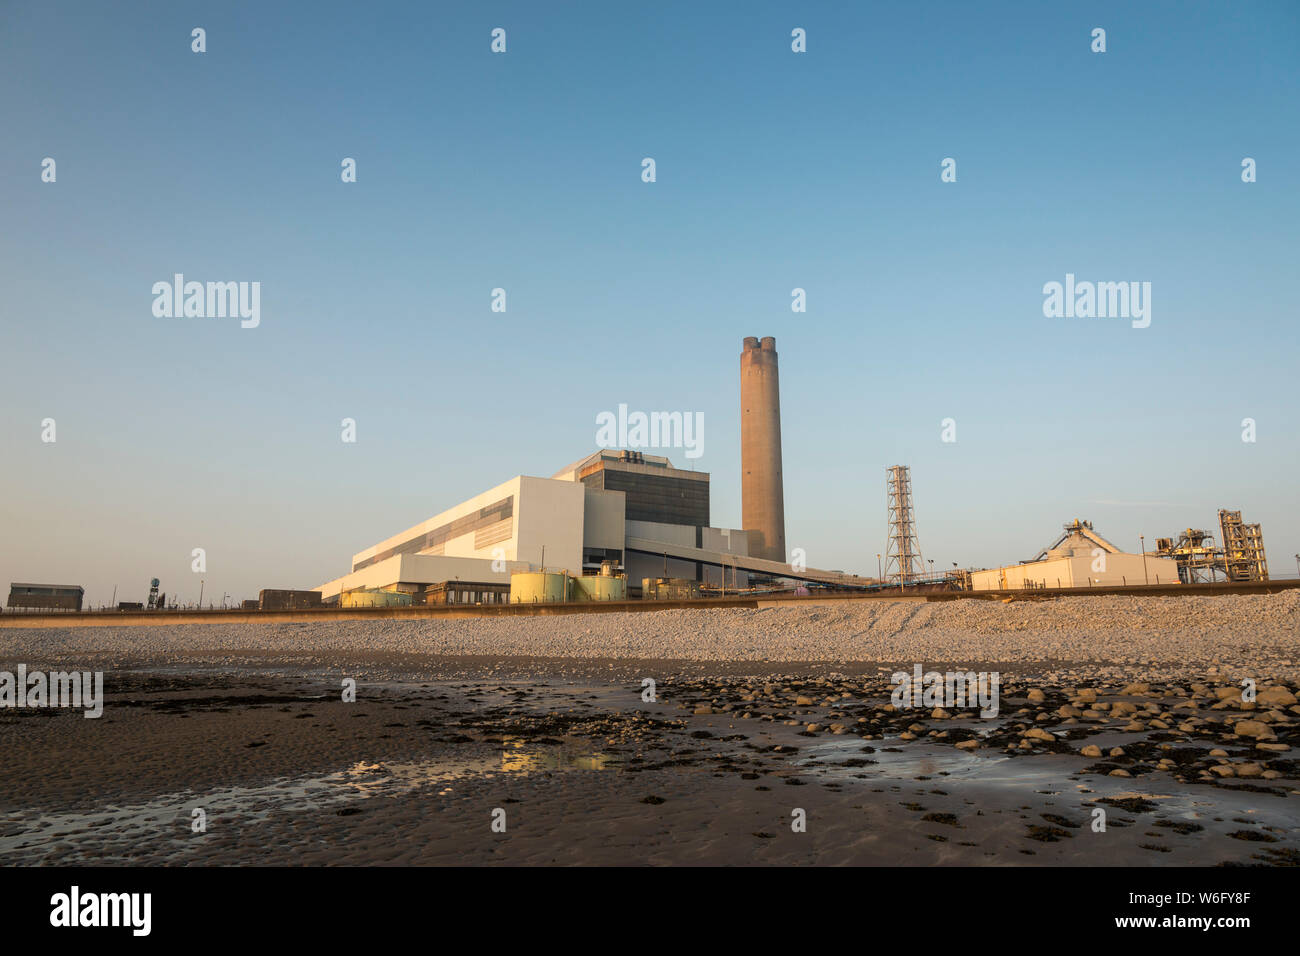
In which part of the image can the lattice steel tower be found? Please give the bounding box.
[1218,509,1269,581]
[885,465,925,585]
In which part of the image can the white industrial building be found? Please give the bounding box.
[316,449,862,602]
[969,519,1181,591]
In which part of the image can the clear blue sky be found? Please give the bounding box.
[2,1,1297,605]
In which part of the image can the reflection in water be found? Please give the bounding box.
[0,743,613,863]
[800,735,1297,839]
[501,735,614,772]
[334,758,496,792]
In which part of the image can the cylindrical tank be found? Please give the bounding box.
[340,589,411,608]
[572,574,627,601]
[740,335,787,562]
[510,571,570,603]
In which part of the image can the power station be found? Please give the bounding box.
[313,336,865,605]
[307,330,1275,605]
[7,335,1281,613]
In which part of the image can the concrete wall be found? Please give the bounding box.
[700,527,750,554]
[626,520,695,547]
[625,522,697,584]
[515,477,585,572]
[740,336,786,562]
[971,557,1073,590]
[699,527,751,588]
[582,487,626,553]
[624,521,754,587]
[1073,553,1180,587]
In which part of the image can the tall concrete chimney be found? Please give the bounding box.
[740,335,786,563]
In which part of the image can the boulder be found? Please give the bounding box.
[1233,720,1276,740]
[1258,686,1298,707]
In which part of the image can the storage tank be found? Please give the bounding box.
[339,589,411,608]
[510,571,570,603]
[572,574,627,602]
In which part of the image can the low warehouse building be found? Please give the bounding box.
[424,581,510,606]
[259,589,323,610]
[7,583,84,612]
[970,519,1181,590]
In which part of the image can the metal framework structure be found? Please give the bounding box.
[884,465,925,585]
[1219,510,1268,581]
[1154,529,1221,583]
[1153,509,1269,584]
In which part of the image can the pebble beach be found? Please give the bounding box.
[2,592,1297,865]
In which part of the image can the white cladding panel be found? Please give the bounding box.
[352,476,523,569]
[514,477,586,572]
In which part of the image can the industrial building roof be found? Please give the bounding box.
[551,449,688,481]
[1029,520,1122,562]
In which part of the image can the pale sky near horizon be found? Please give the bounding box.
[2,1,1297,606]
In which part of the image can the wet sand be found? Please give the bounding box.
[2,661,1296,866]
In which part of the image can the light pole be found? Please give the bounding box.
[928,559,934,580]
[1139,535,1148,585]
[1294,554,1298,579]
[877,553,882,586]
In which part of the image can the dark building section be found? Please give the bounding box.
[642,577,701,600]
[423,581,510,606]
[576,451,709,527]
[7,583,84,612]
[582,546,623,570]
[258,589,323,610]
